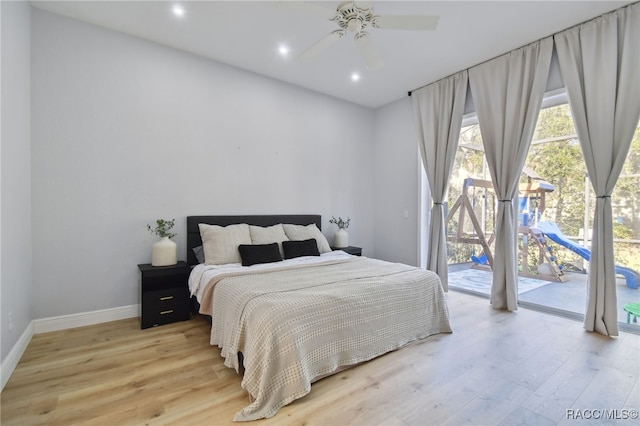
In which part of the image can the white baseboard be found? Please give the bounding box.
[1,305,139,391]
[34,304,139,334]
[1,321,34,391]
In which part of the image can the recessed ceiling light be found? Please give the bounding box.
[172,4,185,17]
[278,44,290,57]
[351,72,361,82]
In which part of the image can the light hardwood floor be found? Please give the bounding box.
[2,291,638,425]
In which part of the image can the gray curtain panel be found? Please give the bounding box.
[554,3,640,337]
[412,71,468,291]
[469,37,553,311]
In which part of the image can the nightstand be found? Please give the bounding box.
[331,246,362,256]
[138,261,190,329]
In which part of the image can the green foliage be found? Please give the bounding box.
[526,141,587,235]
[616,243,640,272]
[613,222,633,240]
[532,103,576,139]
[329,216,350,229]
[147,218,176,239]
[447,242,475,264]
[526,104,585,235]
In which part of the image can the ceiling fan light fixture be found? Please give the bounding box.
[347,19,363,33]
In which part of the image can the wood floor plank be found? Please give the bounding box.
[519,354,600,422]
[568,365,636,414]
[620,378,640,425]
[2,291,638,426]
[498,406,556,426]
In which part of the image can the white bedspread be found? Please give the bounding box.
[192,254,451,421]
[189,250,354,300]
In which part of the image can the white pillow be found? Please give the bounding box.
[282,223,331,253]
[199,223,251,265]
[249,224,289,258]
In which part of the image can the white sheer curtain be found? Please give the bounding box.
[554,3,640,337]
[412,71,468,291]
[468,38,553,310]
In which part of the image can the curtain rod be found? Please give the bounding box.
[406,1,637,97]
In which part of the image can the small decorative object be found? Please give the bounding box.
[147,219,177,266]
[329,216,350,248]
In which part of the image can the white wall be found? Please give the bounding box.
[372,97,426,266]
[31,9,375,319]
[1,0,33,365]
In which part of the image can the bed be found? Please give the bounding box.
[187,215,451,422]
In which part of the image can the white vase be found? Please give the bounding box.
[334,229,349,248]
[151,237,177,266]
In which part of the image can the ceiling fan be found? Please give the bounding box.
[297,1,439,70]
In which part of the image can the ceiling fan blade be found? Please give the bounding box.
[299,30,345,60]
[354,32,384,70]
[373,15,439,31]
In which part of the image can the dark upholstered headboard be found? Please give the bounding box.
[186,215,322,266]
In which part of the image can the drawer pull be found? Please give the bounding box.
[160,310,174,315]
[160,296,174,301]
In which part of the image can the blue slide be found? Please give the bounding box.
[533,221,639,289]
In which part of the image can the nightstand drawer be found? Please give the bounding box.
[141,287,189,329]
[143,287,188,309]
[141,307,188,328]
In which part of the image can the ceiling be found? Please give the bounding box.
[30,0,634,109]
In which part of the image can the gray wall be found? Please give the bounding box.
[30,9,376,319]
[372,97,426,266]
[1,1,33,363]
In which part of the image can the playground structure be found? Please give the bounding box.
[533,221,639,289]
[446,167,640,288]
[446,168,568,282]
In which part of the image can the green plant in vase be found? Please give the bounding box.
[147,218,177,266]
[330,216,351,248]
[147,218,176,239]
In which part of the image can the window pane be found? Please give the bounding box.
[447,98,640,332]
[447,123,493,267]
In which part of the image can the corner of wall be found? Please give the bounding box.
[1,0,33,376]
[371,97,422,266]
[0,321,34,391]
